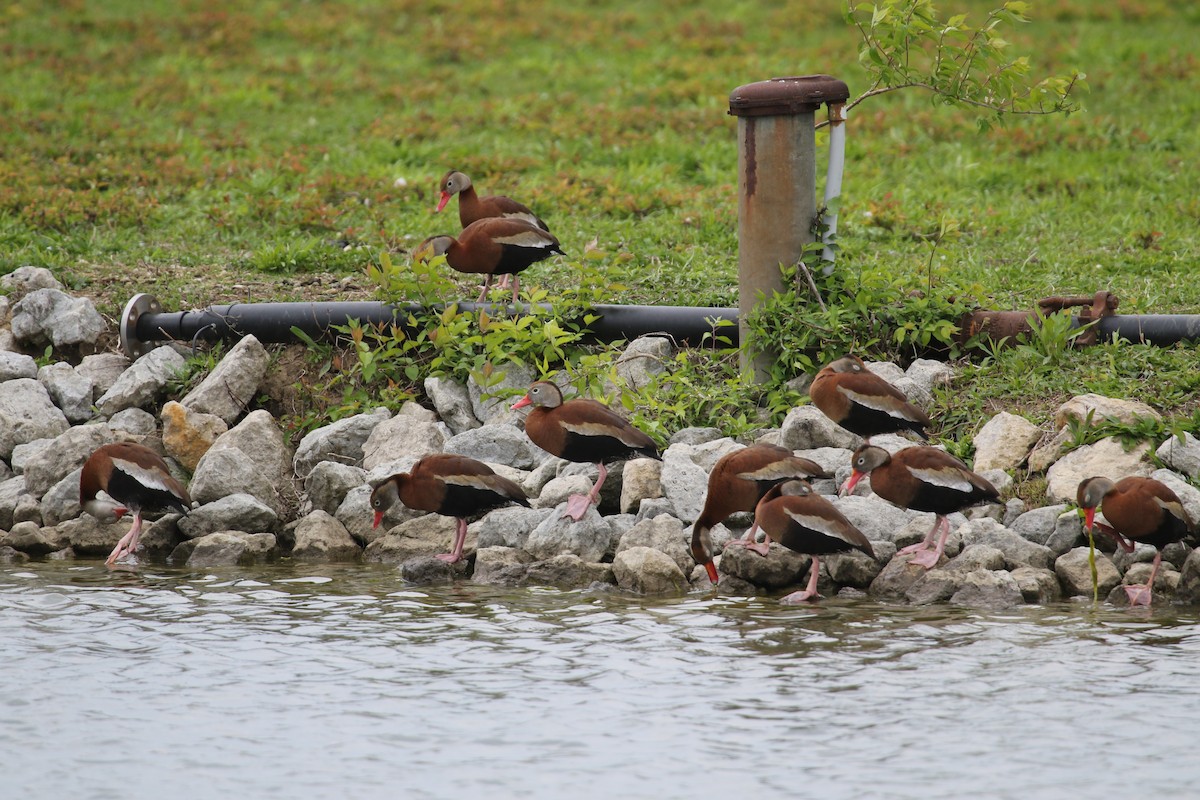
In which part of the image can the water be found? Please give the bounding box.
[3,561,1200,800]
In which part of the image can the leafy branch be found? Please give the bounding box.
[827,0,1086,130]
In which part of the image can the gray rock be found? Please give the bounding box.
[304,462,368,515]
[524,505,614,562]
[781,405,861,451]
[1,521,68,556]
[1010,567,1063,603]
[0,351,37,381]
[1054,546,1121,598]
[13,493,41,525]
[76,353,130,398]
[973,412,1042,472]
[0,476,26,529]
[524,554,614,588]
[336,484,411,545]
[905,570,963,605]
[471,546,533,585]
[11,438,52,475]
[441,424,544,471]
[1150,469,1200,532]
[619,457,663,514]
[191,410,293,514]
[904,358,955,395]
[63,515,128,558]
[668,427,725,446]
[612,546,687,594]
[1118,561,1179,598]
[868,555,931,598]
[950,570,1024,608]
[1175,550,1200,604]
[615,514,692,574]
[0,378,70,459]
[107,408,157,436]
[1055,393,1162,430]
[37,362,95,423]
[1156,433,1200,479]
[22,423,119,498]
[1045,438,1152,503]
[1,266,63,298]
[179,334,270,424]
[173,532,278,567]
[1028,427,1071,473]
[1002,498,1027,527]
[1009,504,1070,545]
[400,556,462,584]
[293,408,391,478]
[718,542,810,589]
[825,544,890,589]
[39,467,82,527]
[291,511,361,561]
[533,473,594,510]
[0,546,29,563]
[468,362,534,426]
[11,288,106,349]
[667,438,743,472]
[613,336,673,391]
[94,346,186,417]
[831,494,932,544]
[473,505,554,550]
[943,543,1007,572]
[1048,510,1085,556]
[794,446,853,477]
[957,518,1054,570]
[635,496,678,522]
[362,413,447,471]
[178,493,279,539]
[424,376,480,434]
[363,515,458,564]
[659,449,708,524]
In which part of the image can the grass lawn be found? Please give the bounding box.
[2,0,1199,453]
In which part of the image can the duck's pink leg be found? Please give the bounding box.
[105,513,144,566]
[780,557,822,603]
[564,463,607,521]
[436,518,469,563]
[1123,551,1162,606]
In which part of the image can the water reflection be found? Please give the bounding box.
[3,561,1200,800]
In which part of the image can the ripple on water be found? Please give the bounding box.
[3,562,1200,799]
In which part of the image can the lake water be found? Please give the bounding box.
[3,560,1199,800]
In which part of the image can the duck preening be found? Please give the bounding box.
[512,381,659,521]
[413,217,563,303]
[1077,475,1195,606]
[370,454,530,564]
[733,480,873,603]
[809,355,930,440]
[80,442,192,566]
[843,445,997,569]
[691,443,829,585]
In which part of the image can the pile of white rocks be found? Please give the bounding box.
[1,266,1199,608]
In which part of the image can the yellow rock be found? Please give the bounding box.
[161,400,228,472]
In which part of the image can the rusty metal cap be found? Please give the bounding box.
[728,75,850,117]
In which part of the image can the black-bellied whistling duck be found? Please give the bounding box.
[80,442,192,566]
[413,217,563,303]
[843,444,997,569]
[1077,476,1194,606]
[809,355,930,440]
[369,454,529,564]
[732,480,873,603]
[690,443,829,584]
[435,170,550,232]
[511,381,659,521]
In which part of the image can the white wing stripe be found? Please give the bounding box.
[111,458,176,494]
[785,509,854,542]
[908,466,974,492]
[840,387,919,420]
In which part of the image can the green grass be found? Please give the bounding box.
[2,0,1200,454]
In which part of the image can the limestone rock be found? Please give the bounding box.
[36,362,94,423]
[718,541,810,590]
[619,457,664,514]
[957,518,1054,570]
[0,476,26,529]
[1010,567,1063,604]
[304,461,368,515]
[11,288,106,350]
[363,515,458,564]
[1054,546,1121,597]
[950,569,1024,608]
[533,474,593,510]
[868,554,931,598]
[1,266,63,298]
[424,376,480,434]
[905,570,963,605]
[1,520,69,556]
[0,352,37,381]
[190,410,293,514]
[180,334,270,424]
[972,412,1042,472]
[63,516,130,558]
[1045,438,1152,503]
[831,494,932,544]
[1027,428,1072,473]
[362,414,447,471]
[1054,393,1162,430]
[178,494,279,539]
[780,405,862,451]
[336,484,414,545]
[468,362,534,426]
[473,505,554,551]
[293,408,391,478]
[524,505,614,562]
[613,336,673,391]
[291,511,361,561]
[825,543,891,589]
[612,546,687,594]
[22,423,119,498]
[1156,433,1200,479]
[441,425,544,470]
[471,546,533,585]
[659,449,708,524]
[76,353,130,398]
[668,427,725,446]
[400,556,463,584]
[0,378,70,460]
[525,554,614,588]
[904,358,955,395]
[1175,550,1200,604]
[95,346,186,417]
[107,408,157,436]
[39,467,84,527]
[615,514,692,574]
[161,400,228,472]
[173,532,278,567]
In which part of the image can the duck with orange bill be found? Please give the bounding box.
[512,381,659,522]
[370,454,529,564]
[412,217,563,304]
[809,355,930,440]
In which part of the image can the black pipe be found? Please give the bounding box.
[132,300,741,351]
[1093,315,1200,344]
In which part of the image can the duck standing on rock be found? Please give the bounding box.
[691,443,829,585]
[412,217,563,304]
[731,480,873,603]
[80,442,193,566]
[370,454,529,564]
[842,445,997,569]
[809,355,930,440]
[1076,476,1195,606]
[511,381,659,522]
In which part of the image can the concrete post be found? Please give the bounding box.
[729,75,849,381]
